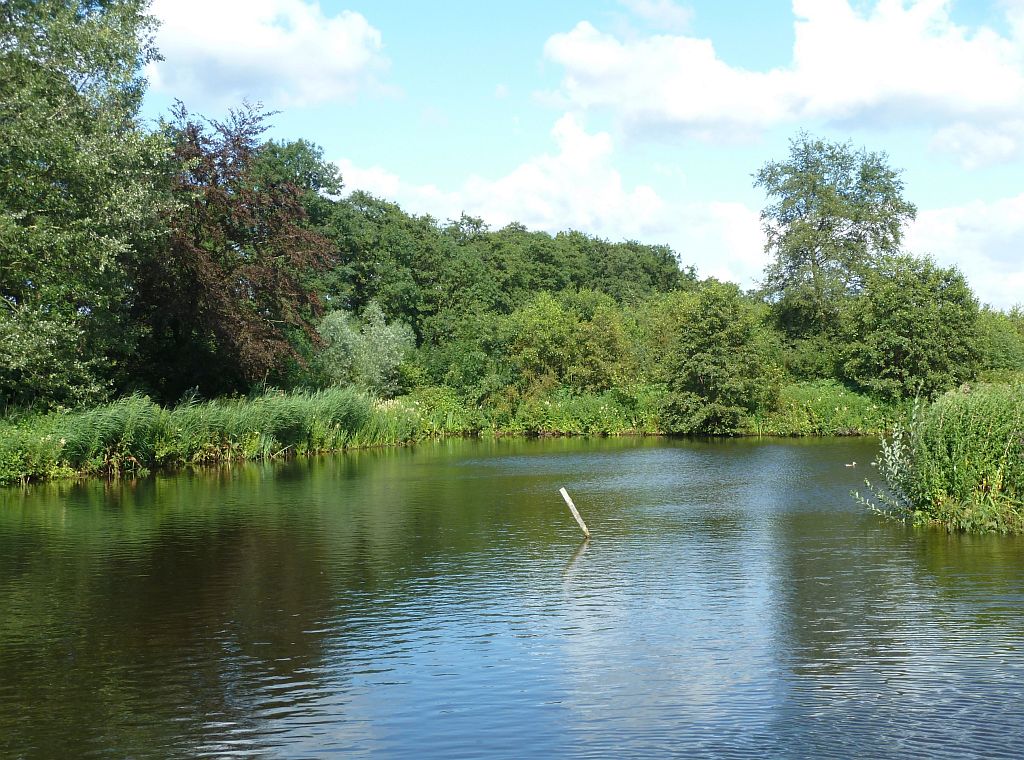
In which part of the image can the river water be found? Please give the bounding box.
[2,437,1023,758]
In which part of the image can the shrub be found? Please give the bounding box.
[753,380,900,436]
[661,281,782,435]
[858,383,1024,533]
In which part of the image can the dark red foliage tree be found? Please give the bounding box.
[130,103,333,400]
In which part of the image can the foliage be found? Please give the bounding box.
[0,305,107,411]
[976,307,1024,372]
[510,385,663,436]
[752,380,900,436]
[250,138,343,228]
[0,387,428,485]
[661,281,782,435]
[0,0,171,406]
[842,255,980,401]
[755,132,917,335]
[129,103,334,401]
[779,334,842,381]
[858,384,1024,533]
[315,302,416,398]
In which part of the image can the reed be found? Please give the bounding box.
[0,387,392,485]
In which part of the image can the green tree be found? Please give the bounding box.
[842,255,980,400]
[315,302,415,398]
[976,307,1024,373]
[755,132,917,335]
[251,138,342,230]
[498,292,580,393]
[662,281,781,435]
[0,305,105,411]
[0,0,171,406]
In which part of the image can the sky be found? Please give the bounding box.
[142,0,1024,309]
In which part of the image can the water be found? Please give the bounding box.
[2,436,1023,758]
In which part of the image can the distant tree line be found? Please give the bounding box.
[3,0,1023,435]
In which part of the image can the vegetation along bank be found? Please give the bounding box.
[2,2,1023,530]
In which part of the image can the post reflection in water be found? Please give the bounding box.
[1,436,1023,758]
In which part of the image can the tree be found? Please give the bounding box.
[976,307,1024,373]
[755,132,917,335]
[129,103,333,400]
[0,0,171,406]
[661,281,781,435]
[842,255,979,400]
[315,303,415,398]
[250,138,342,229]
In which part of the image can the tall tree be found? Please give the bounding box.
[0,0,170,408]
[130,104,333,400]
[755,132,916,335]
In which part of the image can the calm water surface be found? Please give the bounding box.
[2,437,1024,758]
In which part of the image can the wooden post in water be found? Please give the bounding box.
[559,487,590,539]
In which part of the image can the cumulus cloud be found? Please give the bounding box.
[544,0,1024,163]
[907,195,1024,309]
[338,115,769,286]
[148,0,387,107]
[618,0,694,32]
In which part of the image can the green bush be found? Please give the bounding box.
[752,380,900,436]
[661,281,782,435]
[860,383,1024,533]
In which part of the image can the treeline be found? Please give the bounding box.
[3,1,1024,448]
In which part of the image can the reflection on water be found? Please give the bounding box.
[2,436,1023,757]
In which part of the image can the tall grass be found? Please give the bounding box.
[0,387,418,486]
[0,380,925,488]
[858,382,1024,533]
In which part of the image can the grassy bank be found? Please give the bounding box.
[859,382,1024,533]
[1,381,900,487]
[0,388,424,486]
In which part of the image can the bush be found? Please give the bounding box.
[315,302,415,398]
[842,255,980,401]
[753,380,900,436]
[661,281,782,435]
[859,383,1024,533]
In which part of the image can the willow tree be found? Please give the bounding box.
[754,132,917,336]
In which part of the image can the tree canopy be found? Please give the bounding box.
[755,132,917,335]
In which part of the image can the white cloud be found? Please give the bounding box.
[148,0,386,107]
[544,0,1024,163]
[338,115,769,286]
[907,194,1024,309]
[618,0,694,32]
[929,121,1024,170]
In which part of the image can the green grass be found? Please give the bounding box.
[859,382,1024,533]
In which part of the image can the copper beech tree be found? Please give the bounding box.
[130,103,334,400]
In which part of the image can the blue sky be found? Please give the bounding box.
[143,0,1024,308]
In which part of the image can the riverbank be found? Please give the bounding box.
[0,381,902,487]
